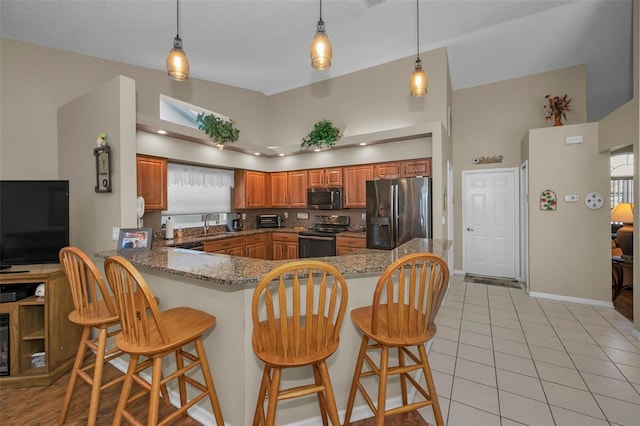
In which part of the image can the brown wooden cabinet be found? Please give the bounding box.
[136,155,167,211]
[270,171,307,208]
[245,233,271,260]
[343,165,373,208]
[234,170,269,209]
[336,236,367,256]
[374,162,401,179]
[401,158,431,178]
[272,233,298,260]
[0,265,82,388]
[204,236,246,256]
[308,168,343,187]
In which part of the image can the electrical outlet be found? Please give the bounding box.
[112,227,120,241]
[361,213,366,221]
[283,212,288,219]
[242,213,247,220]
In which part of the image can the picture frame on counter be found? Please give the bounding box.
[117,227,153,251]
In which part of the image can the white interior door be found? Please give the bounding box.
[463,168,518,279]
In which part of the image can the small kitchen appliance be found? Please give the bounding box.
[257,214,282,228]
[227,213,243,232]
[307,187,343,210]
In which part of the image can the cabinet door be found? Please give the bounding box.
[374,162,401,179]
[247,171,269,208]
[402,158,431,178]
[246,242,267,259]
[136,155,167,211]
[272,241,285,260]
[308,169,325,187]
[324,168,343,186]
[270,172,288,207]
[336,236,366,255]
[343,165,373,208]
[288,171,307,207]
[285,242,299,260]
[227,245,246,257]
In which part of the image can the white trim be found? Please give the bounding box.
[528,291,614,308]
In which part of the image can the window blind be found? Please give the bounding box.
[165,163,234,215]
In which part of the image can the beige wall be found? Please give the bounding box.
[451,65,588,271]
[526,123,611,303]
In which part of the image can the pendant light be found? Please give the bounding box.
[310,0,332,70]
[166,0,190,81]
[409,0,428,97]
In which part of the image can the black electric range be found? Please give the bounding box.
[299,215,350,258]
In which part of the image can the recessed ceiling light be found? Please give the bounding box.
[279,153,285,157]
[359,142,367,146]
[314,148,321,152]
[157,130,167,135]
[254,152,261,156]
[266,146,279,149]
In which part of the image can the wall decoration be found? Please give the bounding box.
[94,145,111,193]
[117,228,153,251]
[472,155,503,165]
[540,190,557,211]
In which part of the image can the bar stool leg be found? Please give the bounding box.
[265,367,282,425]
[418,344,444,426]
[316,360,340,425]
[253,366,270,426]
[343,335,369,425]
[194,337,225,425]
[376,346,389,426]
[87,327,108,425]
[113,354,139,426]
[58,326,91,425]
[312,364,329,425]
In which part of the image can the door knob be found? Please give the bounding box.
[467,227,474,231]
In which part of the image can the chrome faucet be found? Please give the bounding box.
[203,213,217,235]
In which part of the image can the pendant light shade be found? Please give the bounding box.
[310,0,332,70]
[166,0,189,81]
[410,0,428,97]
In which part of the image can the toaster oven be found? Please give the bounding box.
[257,214,282,228]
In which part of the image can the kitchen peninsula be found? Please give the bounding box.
[95,236,451,426]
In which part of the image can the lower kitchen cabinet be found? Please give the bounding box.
[204,236,246,256]
[272,232,298,260]
[245,233,271,260]
[336,236,366,256]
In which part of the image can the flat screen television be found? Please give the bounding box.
[0,180,70,269]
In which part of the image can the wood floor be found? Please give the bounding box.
[0,354,428,425]
[614,288,634,322]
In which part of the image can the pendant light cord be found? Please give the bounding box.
[320,0,323,20]
[416,0,420,61]
[176,0,180,37]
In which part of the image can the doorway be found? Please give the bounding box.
[462,168,519,279]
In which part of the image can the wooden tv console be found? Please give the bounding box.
[0,264,81,388]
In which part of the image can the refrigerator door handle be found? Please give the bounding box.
[391,183,399,247]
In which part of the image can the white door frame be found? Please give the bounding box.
[519,161,529,288]
[462,167,519,278]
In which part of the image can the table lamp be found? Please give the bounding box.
[611,202,634,257]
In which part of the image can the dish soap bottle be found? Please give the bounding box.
[165,217,174,240]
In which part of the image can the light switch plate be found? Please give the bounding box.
[361,213,366,221]
[565,194,579,202]
[112,227,120,241]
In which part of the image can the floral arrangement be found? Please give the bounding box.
[195,113,240,149]
[544,94,572,125]
[300,120,342,151]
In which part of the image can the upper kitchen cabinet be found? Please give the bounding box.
[343,165,373,208]
[270,171,307,208]
[308,168,343,188]
[401,158,431,178]
[136,155,167,211]
[234,170,269,209]
[373,162,401,179]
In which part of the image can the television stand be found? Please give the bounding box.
[0,265,10,271]
[0,264,81,388]
[0,270,30,275]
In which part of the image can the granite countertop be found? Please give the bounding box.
[96,237,451,288]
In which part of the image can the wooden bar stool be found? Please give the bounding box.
[251,260,348,425]
[104,255,224,426]
[343,253,450,426]
[58,246,127,425]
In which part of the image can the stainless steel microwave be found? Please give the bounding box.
[307,187,343,210]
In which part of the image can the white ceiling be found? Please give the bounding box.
[0,0,634,122]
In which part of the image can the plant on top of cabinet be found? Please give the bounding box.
[195,112,240,150]
[300,119,342,151]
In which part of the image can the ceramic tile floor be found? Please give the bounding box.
[416,274,640,426]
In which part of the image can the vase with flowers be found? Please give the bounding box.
[544,94,572,126]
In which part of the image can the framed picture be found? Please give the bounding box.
[117,228,152,251]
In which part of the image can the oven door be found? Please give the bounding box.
[298,234,336,258]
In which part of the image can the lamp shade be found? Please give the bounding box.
[310,21,332,70]
[611,202,634,224]
[410,58,428,97]
[166,36,189,81]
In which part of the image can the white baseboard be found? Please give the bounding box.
[528,291,614,308]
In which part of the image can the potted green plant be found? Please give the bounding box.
[300,119,342,151]
[544,94,572,126]
[195,112,240,149]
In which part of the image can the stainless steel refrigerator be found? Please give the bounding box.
[366,177,432,249]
